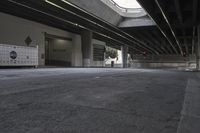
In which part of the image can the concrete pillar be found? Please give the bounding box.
[196,26,200,70]
[121,45,128,68]
[81,30,93,67]
[72,35,82,67]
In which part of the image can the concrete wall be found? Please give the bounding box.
[131,62,188,69]
[0,12,106,67]
[0,12,78,66]
[132,55,194,61]
[131,55,196,69]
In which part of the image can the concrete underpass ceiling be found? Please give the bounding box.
[1,0,198,56]
[67,0,155,28]
[66,0,166,55]
[72,0,199,56]
[67,0,174,54]
[136,0,200,56]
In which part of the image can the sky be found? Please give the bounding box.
[112,0,141,8]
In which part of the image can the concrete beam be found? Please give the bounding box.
[118,17,155,28]
[67,0,122,25]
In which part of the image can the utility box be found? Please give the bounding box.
[0,44,38,67]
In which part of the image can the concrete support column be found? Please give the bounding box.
[196,26,200,70]
[81,30,93,67]
[121,45,128,68]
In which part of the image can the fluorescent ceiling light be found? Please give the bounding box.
[112,0,141,9]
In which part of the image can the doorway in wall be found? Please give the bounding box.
[45,34,72,67]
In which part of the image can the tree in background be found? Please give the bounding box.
[105,47,118,59]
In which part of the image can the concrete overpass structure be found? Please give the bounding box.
[1,0,199,69]
[0,0,200,133]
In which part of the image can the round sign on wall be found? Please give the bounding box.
[10,51,17,59]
